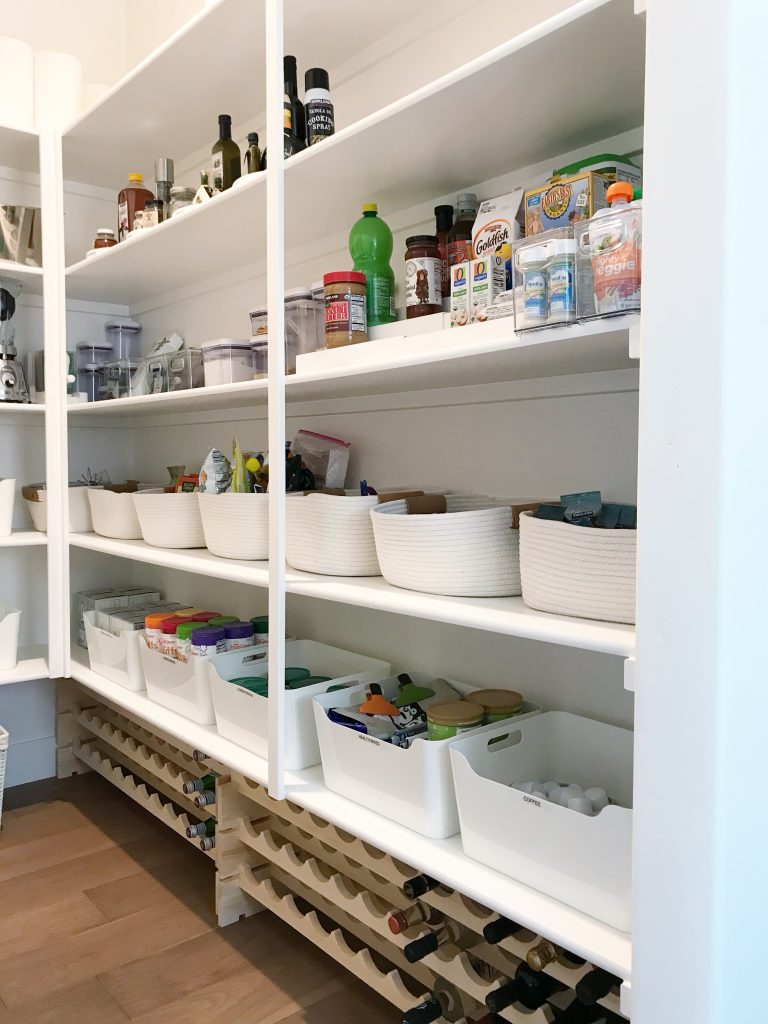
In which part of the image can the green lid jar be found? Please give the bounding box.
[175,620,200,661]
[208,615,239,627]
[251,615,269,642]
[426,700,483,741]
[230,676,268,696]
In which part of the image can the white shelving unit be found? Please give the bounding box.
[8,0,761,1018]
[0,646,49,687]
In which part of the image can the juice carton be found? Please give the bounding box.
[449,261,471,328]
[470,255,506,323]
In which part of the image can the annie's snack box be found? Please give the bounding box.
[450,261,470,327]
[470,255,506,323]
[524,172,610,237]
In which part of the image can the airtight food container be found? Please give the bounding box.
[105,320,142,361]
[200,339,254,386]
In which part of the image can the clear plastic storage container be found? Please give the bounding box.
[100,361,140,400]
[512,228,578,332]
[141,350,204,394]
[285,287,316,373]
[105,320,142,361]
[76,341,112,371]
[249,306,268,338]
[200,339,254,386]
[251,338,268,379]
[77,368,105,402]
[310,281,325,350]
[575,181,642,321]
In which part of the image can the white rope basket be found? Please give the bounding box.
[371,495,524,597]
[0,724,8,830]
[87,488,144,539]
[519,510,637,624]
[198,492,269,560]
[133,492,205,549]
[285,492,382,576]
[25,485,94,534]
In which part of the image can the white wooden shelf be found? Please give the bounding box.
[66,317,638,421]
[0,645,49,686]
[68,533,633,657]
[65,173,265,304]
[70,657,268,785]
[69,658,631,980]
[0,404,45,419]
[0,531,47,548]
[0,123,39,174]
[69,533,270,586]
[0,261,44,295]
[284,0,645,252]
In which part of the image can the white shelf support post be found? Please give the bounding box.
[265,0,286,800]
[39,129,69,678]
[623,656,635,693]
[634,2,768,1021]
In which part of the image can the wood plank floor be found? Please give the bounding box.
[0,775,399,1024]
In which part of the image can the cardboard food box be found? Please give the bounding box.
[470,255,506,323]
[449,261,471,328]
[471,189,523,290]
[524,172,610,237]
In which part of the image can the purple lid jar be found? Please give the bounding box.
[190,626,227,656]
[225,621,256,650]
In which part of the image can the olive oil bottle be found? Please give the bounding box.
[211,113,241,190]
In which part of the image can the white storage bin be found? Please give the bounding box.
[0,605,21,671]
[139,638,215,724]
[87,488,146,540]
[83,610,145,690]
[450,711,633,929]
[314,674,542,838]
[198,492,269,560]
[209,639,390,770]
[371,495,526,597]
[24,484,94,533]
[0,723,8,829]
[285,492,381,576]
[133,492,205,549]
[0,478,15,537]
[519,510,637,624]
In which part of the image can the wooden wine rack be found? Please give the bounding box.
[58,686,627,1021]
[72,738,215,861]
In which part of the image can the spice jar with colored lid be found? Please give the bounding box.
[224,621,256,651]
[93,228,117,249]
[426,700,483,741]
[405,235,442,319]
[190,626,227,658]
[471,688,524,724]
[323,271,368,349]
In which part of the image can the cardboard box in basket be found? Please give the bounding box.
[83,611,145,691]
[313,674,541,839]
[449,711,633,929]
[209,640,390,770]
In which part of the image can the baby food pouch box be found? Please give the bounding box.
[472,189,523,291]
[524,172,610,236]
[470,255,506,323]
[450,261,471,328]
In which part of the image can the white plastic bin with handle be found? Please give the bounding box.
[209,640,391,770]
[139,638,216,724]
[0,724,8,829]
[0,605,21,671]
[313,674,542,839]
[83,611,145,691]
[0,479,15,537]
[449,711,633,930]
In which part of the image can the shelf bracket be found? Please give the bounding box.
[623,656,636,693]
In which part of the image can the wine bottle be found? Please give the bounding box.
[553,999,607,1024]
[402,874,445,900]
[403,982,472,1024]
[403,920,476,963]
[575,967,621,1006]
[200,835,216,852]
[483,915,526,944]
[182,772,218,795]
[186,817,215,839]
[486,964,561,1013]
[193,790,217,808]
[527,939,586,972]
[388,904,444,935]
[283,55,306,146]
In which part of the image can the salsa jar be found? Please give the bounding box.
[405,235,442,318]
[323,271,367,348]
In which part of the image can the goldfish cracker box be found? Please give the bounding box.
[524,172,610,237]
[472,189,523,291]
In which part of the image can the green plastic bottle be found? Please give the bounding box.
[349,202,396,327]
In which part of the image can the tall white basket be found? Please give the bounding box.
[0,724,9,829]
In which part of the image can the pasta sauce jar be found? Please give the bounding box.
[323,271,368,348]
[405,235,442,318]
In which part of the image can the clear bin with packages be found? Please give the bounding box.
[141,349,204,394]
[512,228,577,331]
[100,361,141,400]
[575,181,642,321]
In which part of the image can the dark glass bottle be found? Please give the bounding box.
[483,916,526,944]
[486,964,561,1013]
[211,114,241,190]
[553,999,607,1024]
[284,55,306,154]
[446,192,478,266]
[244,132,261,173]
[434,204,453,298]
[527,939,586,972]
[575,968,621,1006]
[402,874,441,900]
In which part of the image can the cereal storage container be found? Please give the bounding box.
[200,339,254,386]
[285,287,316,372]
[105,320,142,361]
